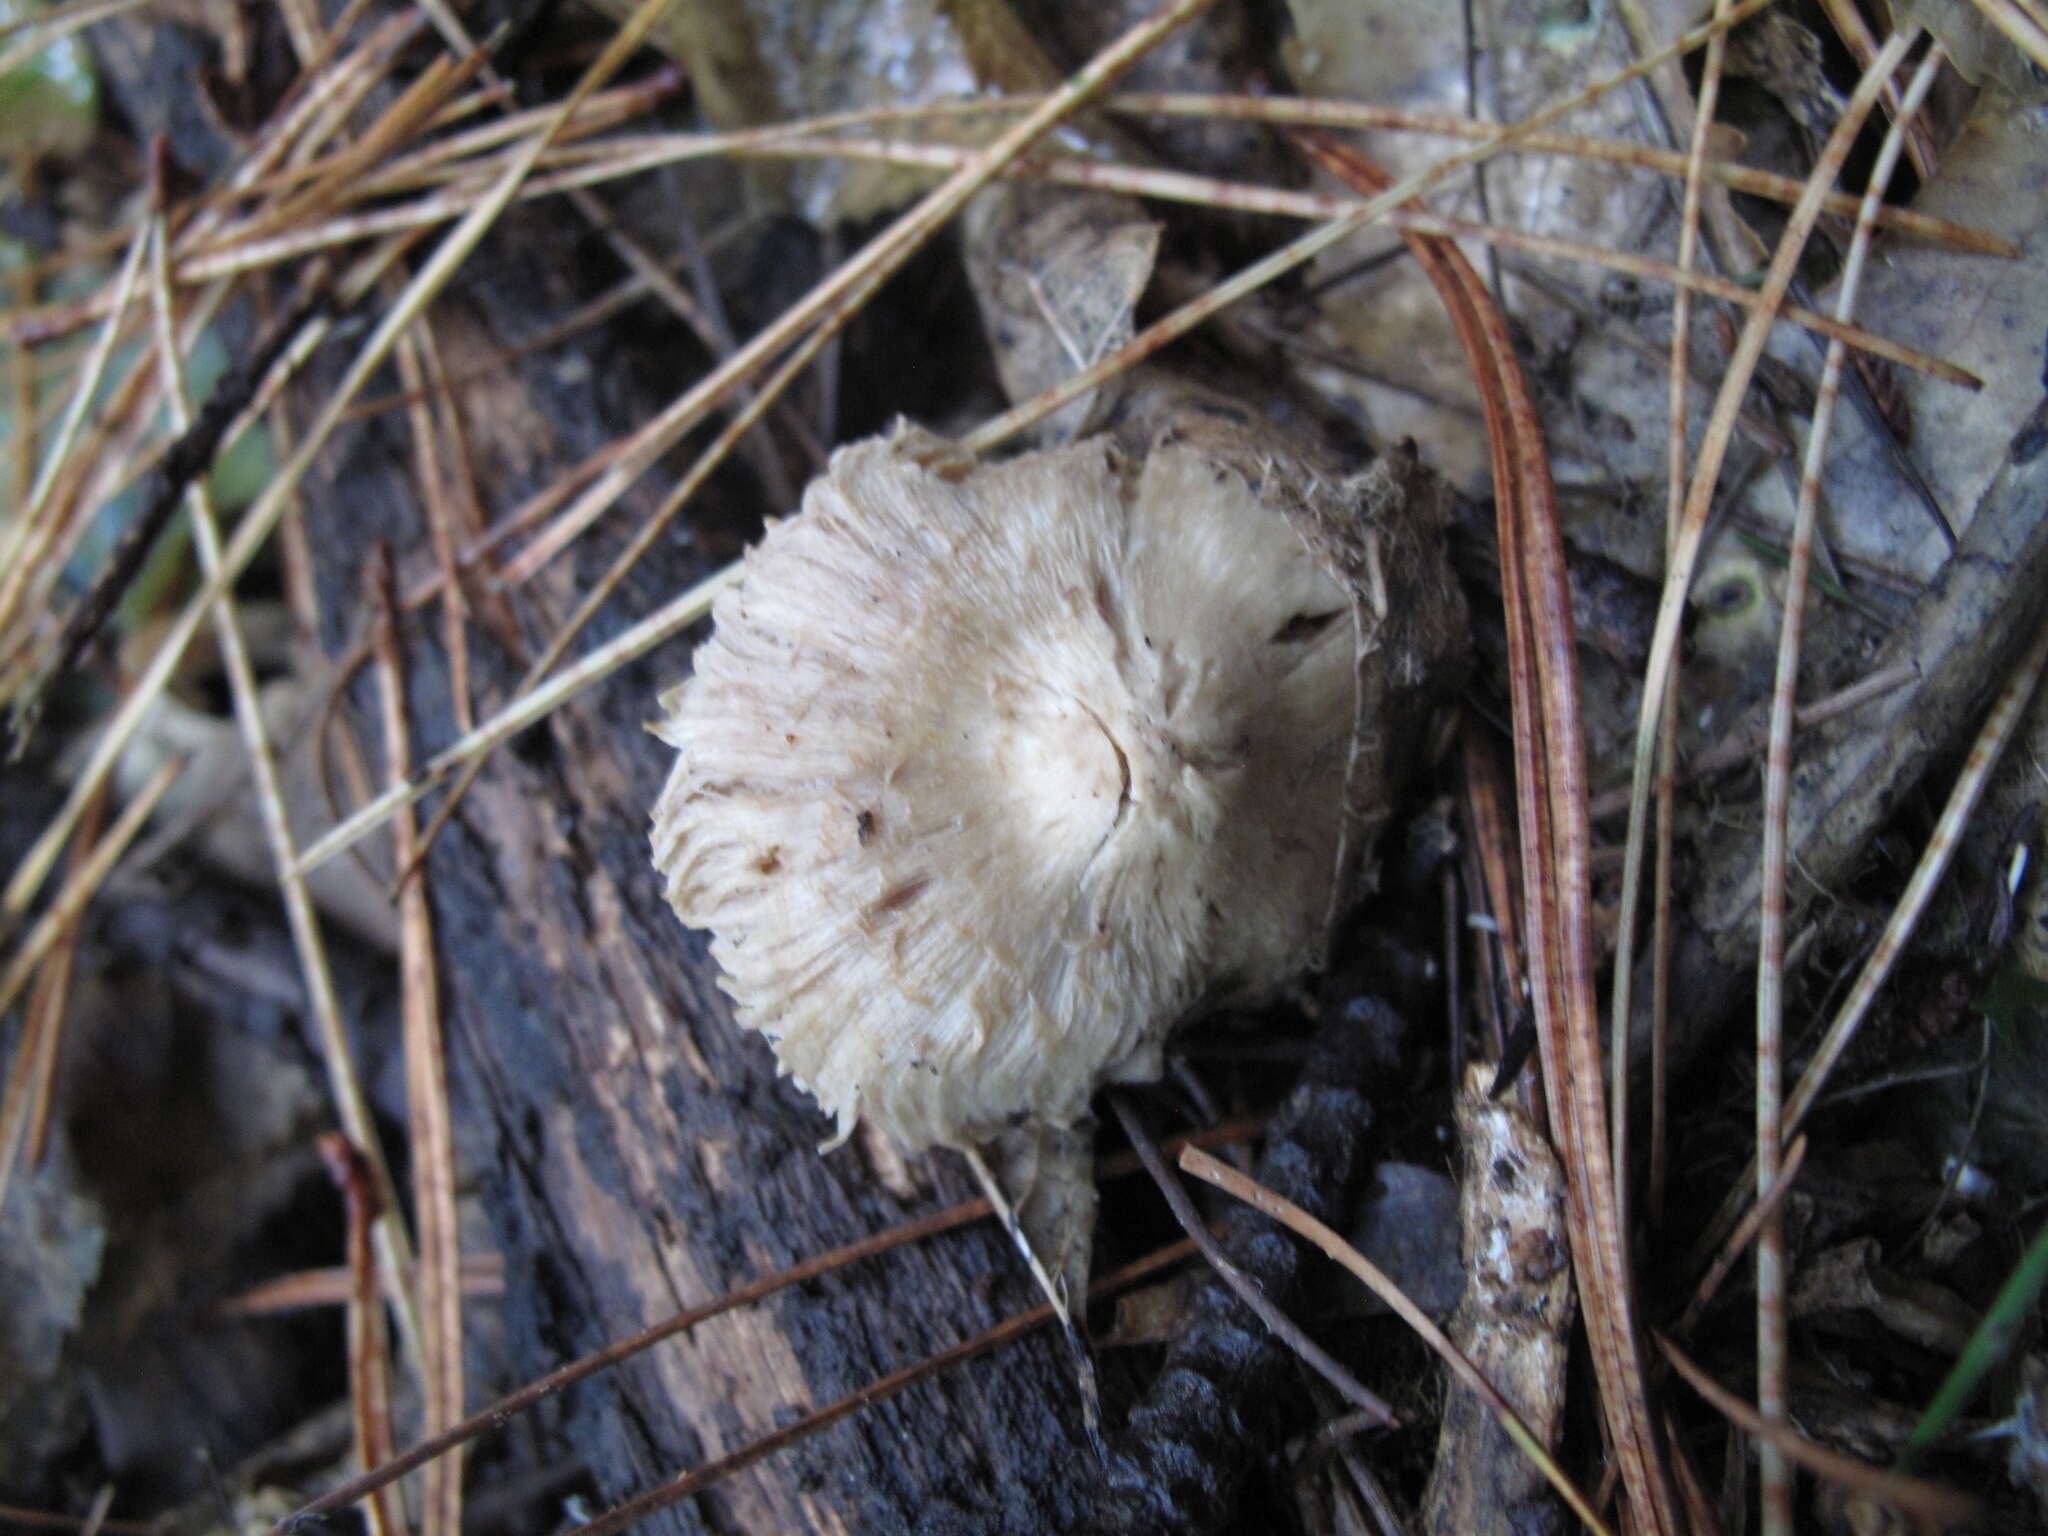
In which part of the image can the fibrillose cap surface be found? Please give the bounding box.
[652,424,1360,1150]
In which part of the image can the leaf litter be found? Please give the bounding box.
[1,0,2046,1532]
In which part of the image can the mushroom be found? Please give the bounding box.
[650,387,1466,1159]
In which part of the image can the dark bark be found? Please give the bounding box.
[297,207,1106,1536]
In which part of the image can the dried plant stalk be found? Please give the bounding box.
[1751,45,1941,1535]
[370,558,465,1536]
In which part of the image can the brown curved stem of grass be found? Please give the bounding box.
[1292,127,1676,1535]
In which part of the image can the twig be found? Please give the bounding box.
[222,1258,503,1316]
[1602,44,1917,1400]
[1585,663,1919,820]
[318,1135,406,1536]
[1180,1149,1611,1536]
[1110,1094,1396,1427]
[1751,48,1942,1534]
[369,554,465,1536]
[1657,1335,1978,1525]
[1672,1134,1808,1340]
[1652,0,1730,1235]
[1106,90,2002,252]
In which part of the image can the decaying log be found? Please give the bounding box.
[299,212,1110,1534]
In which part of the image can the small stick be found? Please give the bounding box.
[369,553,465,1536]
[1653,0,1732,1234]
[1111,1094,1396,1427]
[1671,1134,1808,1340]
[318,1135,406,1536]
[1602,51,1918,1426]
[1657,1335,1977,1525]
[1752,49,1943,1534]
[1181,1149,1611,1536]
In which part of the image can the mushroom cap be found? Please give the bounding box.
[651,425,1359,1150]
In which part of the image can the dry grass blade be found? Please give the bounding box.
[1652,0,1731,1236]
[0,767,170,1214]
[1292,128,1675,1530]
[2,0,680,920]
[142,206,422,1365]
[687,137,1973,385]
[0,221,150,655]
[1751,48,1943,1535]
[1962,0,2048,71]
[0,0,146,80]
[497,0,1227,583]
[1656,1335,1979,1524]
[370,558,464,1536]
[319,1135,406,1536]
[564,1238,1201,1536]
[1603,36,1916,1364]
[1110,1094,1397,1427]
[1179,1149,1610,1536]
